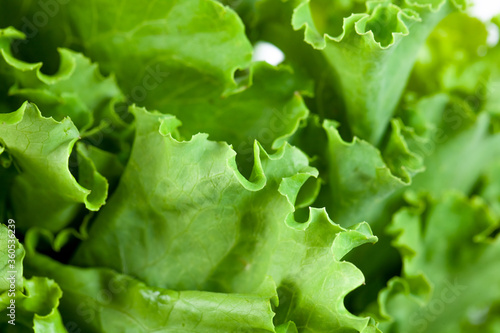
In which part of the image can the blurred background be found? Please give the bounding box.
[472,0,500,20]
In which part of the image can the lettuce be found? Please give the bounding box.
[379,192,500,332]
[0,225,66,332]
[0,102,108,232]
[1,0,500,332]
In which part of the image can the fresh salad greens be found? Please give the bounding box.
[1,0,500,332]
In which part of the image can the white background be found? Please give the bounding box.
[471,0,500,20]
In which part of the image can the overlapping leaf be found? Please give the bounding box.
[0,2,315,162]
[0,225,67,333]
[71,106,380,332]
[0,27,124,131]
[0,0,253,96]
[25,251,276,333]
[399,12,500,196]
[378,192,500,332]
[0,1,498,332]
[291,0,468,143]
[158,62,313,157]
[0,102,107,231]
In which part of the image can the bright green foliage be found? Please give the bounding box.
[72,106,379,332]
[379,192,500,332]
[0,225,67,333]
[0,102,108,232]
[27,251,277,333]
[1,0,500,332]
[0,27,124,131]
[292,0,467,143]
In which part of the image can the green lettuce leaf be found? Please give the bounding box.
[0,0,253,97]
[288,115,423,317]
[399,91,500,198]
[71,106,380,332]
[157,62,313,158]
[409,112,500,196]
[378,192,500,332]
[402,11,500,165]
[24,226,277,332]
[405,12,500,134]
[397,10,500,196]
[0,102,107,232]
[289,113,425,232]
[0,2,314,161]
[321,118,424,228]
[0,224,67,333]
[483,16,500,132]
[269,209,380,332]
[0,27,124,131]
[291,0,468,143]
[75,142,124,192]
[72,105,317,290]
[25,251,276,333]
[2,1,498,332]
[0,277,67,333]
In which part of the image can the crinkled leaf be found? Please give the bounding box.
[409,112,500,197]
[378,192,500,332]
[289,117,421,316]
[0,0,253,97]
[0,225,66,333]
[399,77,500,198]
[72,106,316,290]
[292,0,468,143]
[159,62,312,157]
[0,102,108,232]
[0,2,313,161]
[0,276,67,333]
[0,27,124,131]
[76,142,125,191]
[316,118,423,229]
[71,106,379,332]
[269,209,380,332]
[405,12,500,135]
